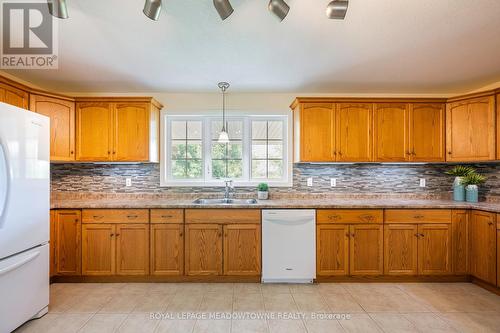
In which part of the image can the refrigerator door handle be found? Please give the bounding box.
[0,250,40,276]
[0,136,10,229]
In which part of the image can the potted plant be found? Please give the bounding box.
[445,165,475,201]
[257,183,269,200]
[460,173,486,203]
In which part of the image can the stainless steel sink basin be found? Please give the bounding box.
[193,198,258,205]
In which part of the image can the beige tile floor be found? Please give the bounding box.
[13,282,500,333]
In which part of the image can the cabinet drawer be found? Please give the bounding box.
[82,209,149,224]
[317,210,383,224]
[385,209,451,224]
[151,209,184,224]
[185,209,261,224]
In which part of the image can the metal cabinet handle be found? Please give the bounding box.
[414,215,424,219]
[329,215,341,220]
[127,215,138,219]
[115,233,120,236]
[488,222,494,226]
[93,215,104,219]
[161,215,173,218]
[448,151,452,155]
[414,233,419,238]
[351,233,355,237]
[360,214,374,221]
[110,233,115,237]
[179,232,183,237]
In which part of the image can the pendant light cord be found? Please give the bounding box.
[222,86,226,132]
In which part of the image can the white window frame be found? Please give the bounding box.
[160,113,291,187]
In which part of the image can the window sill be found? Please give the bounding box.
[160,180,293,188]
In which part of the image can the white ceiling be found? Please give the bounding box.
[6,0,500,94]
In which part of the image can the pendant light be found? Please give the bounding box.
[47,0,69,19]
[326,0,349,19]
[218,82,230,144]
[268,0,290,21]
[213,0,234,20]
[143,0,162,21]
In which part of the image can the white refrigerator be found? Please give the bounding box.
[0,103,50,333]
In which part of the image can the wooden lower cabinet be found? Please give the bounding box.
[452,210,469,275]
[116,224,149,275]
[53,210,81,276]
[470,211,496,284]
[384,224,418,275]
[150,224,184,276]
[418,224,452,275]
[82,224,115,275]
[223,224,261,276]
[185,224,223,276]
[498,230,500,287]
[349,224,383,275]
[316,224,349,276]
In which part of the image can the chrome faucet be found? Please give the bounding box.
[223,180,234,201]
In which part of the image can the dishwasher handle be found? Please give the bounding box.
[264,216,315,225]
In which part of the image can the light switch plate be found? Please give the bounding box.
[330,178,337,187]
[126,178,132,187]
[419,178,426,187]
[307,177,313,187]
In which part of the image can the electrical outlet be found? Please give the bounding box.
[419,178,426,187]
[307,177,313,187]
[330,178,337,187]
[126,178,132,187]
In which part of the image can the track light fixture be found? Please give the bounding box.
[143,0,162,21]
[213,0,234,20]
[268,0,290,21]
[47,0,68,19]
[326,0,349,19]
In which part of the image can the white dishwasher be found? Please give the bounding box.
[262,209,316,283]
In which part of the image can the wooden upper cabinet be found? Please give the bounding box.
[316,224,349,276]
[374,103,409,161]
[115,224,149,275]
[384,224,418,275]
[497,94,500,159]
[0,82,29,109]
[76,103,113,161]
[470,211,497,284]
[446,96,496,161]
[336,103,373,162]
[53,210,81,276]
[349,224,383,275]
[296,103,335,162]
[417,224,452,275]
[185,224,223,276]
[409,103,445,162]
[30,94,76,162]
[75,98,162,162]
[223,224,261,276]
[114,103,151,162]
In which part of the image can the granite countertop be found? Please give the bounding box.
[50,196,500,213]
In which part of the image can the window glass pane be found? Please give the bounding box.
[252,140,267,159]
[186,160,203,178]
[186,141,202,159]
[228,160,243,178]
[171,160,186,179]
[212,160,226,179]
[252,160,267,178]
[187,121,202,139]
[268,141,283,159]
[211,120,223,140]
[228,143,243,159]
[171,141,186,160]
[211,143,226,159]
[268,160,283,179]
[252,121,267,140]
[171,121,186,139]
[268,121,283,140]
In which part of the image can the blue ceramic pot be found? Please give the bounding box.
[465,185,479,203]
[453,177,465,202]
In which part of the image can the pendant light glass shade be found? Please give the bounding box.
[48,0,69,19]
[268,0,289,21]
[213,0,234,20]
[326,0,349,19]
[217,82,230,144]
[143,0,162,21]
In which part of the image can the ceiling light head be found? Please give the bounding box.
[213,0,234,21]
[268,0,289,21]
[47,0,68,19]
[326,0,349,19]
[143,0,162,21]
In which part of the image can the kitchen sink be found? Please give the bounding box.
[192,198,258,205]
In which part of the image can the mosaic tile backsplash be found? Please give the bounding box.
[51,163,500,198]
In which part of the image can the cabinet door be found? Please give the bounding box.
[223,224,261,276]
[374,103,409,161]
[30,94,75,161]
[76,103,113,161]
[452,210,469,275]
[417,224,452,275]
[150,224,184,276]
[384,224,418,275]
[82,224,115,275]
[336,103,373,162]
[116,224,149,275]
[316,224,349,276]
[446,97,495,161]
[54,210,81,276]
[0,82,29,109]
[349,224,383,275]
[409,103,444,162]
[470,211,496,284]
[497,230,500,287]
[185,224,222,276]
[113,103,150,161]
[50,211,56,277]
[300,103,335,162]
